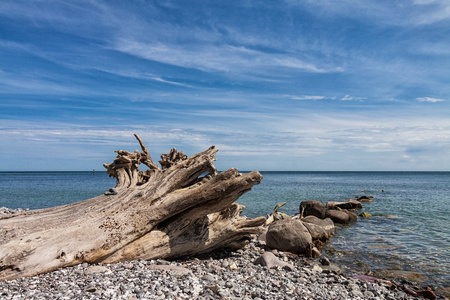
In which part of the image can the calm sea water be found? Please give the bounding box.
[1,171,449,291]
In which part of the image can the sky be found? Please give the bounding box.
[1,0,450,171]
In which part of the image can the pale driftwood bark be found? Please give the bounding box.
[0,135,265,280]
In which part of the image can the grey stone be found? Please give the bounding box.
[201,274,215,282]
[325,209,358,224]
[311,264,323,273]
[266,219,312,254]
[253,252,294,270]
[85,265,111,275]
[302,215,335,236]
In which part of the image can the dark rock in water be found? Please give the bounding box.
[253,252,294,270]
[325,209,357,224]
[104,188,118,195]
[266,219,312,254]
[300,200,326,219]
[356,195,373,202]
[302,215,335,238]
[326,199,362,210]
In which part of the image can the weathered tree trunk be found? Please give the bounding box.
[0,135,265,280]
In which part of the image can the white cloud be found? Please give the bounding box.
[416,97,445,102]
[341,95,366,101]
[2,110,450,170]
[290,95,326,101]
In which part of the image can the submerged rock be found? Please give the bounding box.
[356,195,373,202]
[359,212,372,218]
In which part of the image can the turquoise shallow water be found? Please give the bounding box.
[1,171,449,291]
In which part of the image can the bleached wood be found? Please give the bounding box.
[0,135,264,280]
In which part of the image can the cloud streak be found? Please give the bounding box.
[416,97,445,103]
[1,1,450,170]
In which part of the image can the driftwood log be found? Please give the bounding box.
[0,135,265,280]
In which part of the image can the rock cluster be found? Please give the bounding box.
[264,198,364,257]
[0,239,429,300]
[301,199,359,225]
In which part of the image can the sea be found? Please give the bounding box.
[0,171,449,293]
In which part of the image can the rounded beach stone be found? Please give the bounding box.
[325,209,357,224]
[300,200,326,219]
[302,215,335,238]
[85,265,111,275]
[253,252,294,270]
[302,221,329,241]
[266,219,312,254]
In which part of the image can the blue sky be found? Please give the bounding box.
[1,0,449,171]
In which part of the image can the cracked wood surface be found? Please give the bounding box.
[0,135,265,280]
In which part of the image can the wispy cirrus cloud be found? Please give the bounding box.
[416,97,445,102]
[290,95,327,101]
[113,40,337,77]
[341,95,366,101]
[287,0,450,26]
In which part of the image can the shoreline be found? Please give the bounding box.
[0,237,438,300]
[1,207,447,299]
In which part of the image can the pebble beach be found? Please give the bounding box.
[0,241,425,300]
[1,208,446,300]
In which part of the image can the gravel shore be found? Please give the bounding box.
[0,208,446,300]
[0,243,423,300]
